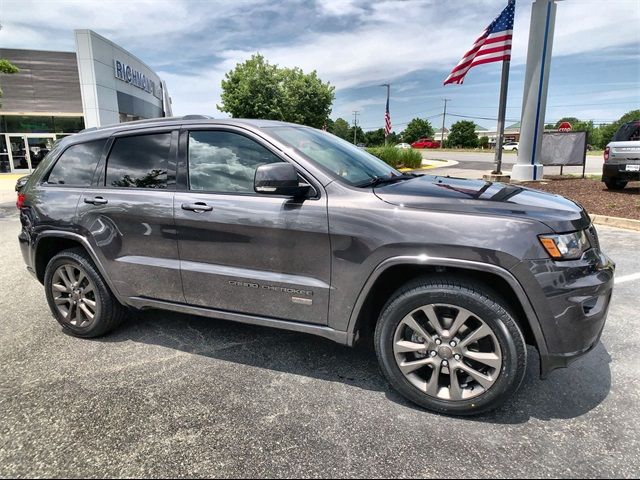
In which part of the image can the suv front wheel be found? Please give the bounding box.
[44,248,126,338]
[375,276,527,416]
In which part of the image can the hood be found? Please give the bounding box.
[374,175,590,232]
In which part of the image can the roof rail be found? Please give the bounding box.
[78,115,215,134]
[182,114,214,120]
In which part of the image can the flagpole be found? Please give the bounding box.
[381,83,390,145]
[492,58,510,175]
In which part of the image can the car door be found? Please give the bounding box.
[174,127,331,325]
[76,128,184,303]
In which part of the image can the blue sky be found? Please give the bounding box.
[2,0,639,132]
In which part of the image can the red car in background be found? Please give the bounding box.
[411,138,441,149]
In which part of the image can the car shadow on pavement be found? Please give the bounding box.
[97,308,612,424]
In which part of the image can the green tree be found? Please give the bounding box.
[364,128,385,146]
[218,54,335,128]
[0,59,19,107]
[594,109,640,148]
[349,125,365,145]
[447,120,479,148]
[401,118,435,144]
[479,136,490,149]
[330,118,351,141]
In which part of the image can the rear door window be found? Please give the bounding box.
[46,140,106,186]
[105,133,171,189]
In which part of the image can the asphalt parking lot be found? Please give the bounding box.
[1,201,639,478]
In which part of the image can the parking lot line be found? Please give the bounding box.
[615,272,640,284]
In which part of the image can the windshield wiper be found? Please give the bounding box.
[357,173,417,188]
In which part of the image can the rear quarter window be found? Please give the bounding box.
[46,140,106,187]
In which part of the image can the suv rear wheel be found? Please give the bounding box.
[44,248,126,338]
[375,276,527,416]
[604,178,628,190]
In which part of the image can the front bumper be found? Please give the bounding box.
[511,247,615,378]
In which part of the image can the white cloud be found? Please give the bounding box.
[1,0,638,122]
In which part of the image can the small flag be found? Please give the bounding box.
[384,96,392,137]
[444,0,515,85]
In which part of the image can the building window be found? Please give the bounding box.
[0,115,85,134]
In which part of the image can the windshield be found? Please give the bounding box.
[265,126,400,186]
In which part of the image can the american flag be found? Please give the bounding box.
[384,96,392,136]
[444,0,516,85]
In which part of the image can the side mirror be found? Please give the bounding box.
[254,162,309,197]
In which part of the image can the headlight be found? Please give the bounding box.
[539,230,591,260]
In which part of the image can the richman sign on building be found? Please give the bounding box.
[114,59,163,100]
[0,29,173,174]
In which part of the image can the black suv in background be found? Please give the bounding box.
[17,117,615,415]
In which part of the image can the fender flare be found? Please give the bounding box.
[345,255,549,358]
[34,230,129,306]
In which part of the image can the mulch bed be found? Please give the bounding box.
[521,176,640,221]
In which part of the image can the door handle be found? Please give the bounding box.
[84,196,108,205]
[181,202,213,212]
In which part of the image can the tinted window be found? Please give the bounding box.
[47,140,105,186]
[613,122,640,142]
[106,133,171,189]
[188,131,280,193]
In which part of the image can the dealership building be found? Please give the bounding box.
[0,29,172,173]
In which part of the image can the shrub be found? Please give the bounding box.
[366,146,423,169]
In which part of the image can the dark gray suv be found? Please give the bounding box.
[17,117,615,415]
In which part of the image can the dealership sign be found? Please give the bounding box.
[114,60,163,100]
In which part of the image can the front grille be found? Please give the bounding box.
[586,225,600,251]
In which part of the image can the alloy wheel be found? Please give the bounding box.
[393,303,503,401]
[50,263,99,328]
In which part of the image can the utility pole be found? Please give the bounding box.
[441,99,451,148]
[352,111,360,145]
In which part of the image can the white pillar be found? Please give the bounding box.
[512,0,558,181]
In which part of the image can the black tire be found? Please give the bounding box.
[374,276,527,416]
[604,178,627,190]
[44,248,126,338]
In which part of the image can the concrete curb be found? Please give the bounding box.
[592,214,640,232]
[420,159,458,169]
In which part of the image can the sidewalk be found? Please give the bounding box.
[0,174,21,205]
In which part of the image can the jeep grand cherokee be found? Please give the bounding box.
[17,117,615,415]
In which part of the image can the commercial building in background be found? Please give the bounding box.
[0,29,172,173]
